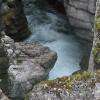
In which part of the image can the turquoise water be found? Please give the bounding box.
[25,4,82,79]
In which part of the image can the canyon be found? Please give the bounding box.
[0,0,100,100]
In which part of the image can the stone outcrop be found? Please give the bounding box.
[1,0,31,41]
[63,0,97,70]
[25,71,100,100]
[64,0,96,41]
[0,32,57,99]
[0,1,57,99]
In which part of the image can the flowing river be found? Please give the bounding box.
[25,1,83,79]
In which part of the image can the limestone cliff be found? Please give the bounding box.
[63,0,96,70]
[64,0,96,41]
[0,31,57,99]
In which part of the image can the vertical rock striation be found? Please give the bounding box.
[0,29,57,99]
[64,0,96,70]
[0,1,57,99]
[64,0,96,41]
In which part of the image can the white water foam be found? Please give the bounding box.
[25,7,82,79]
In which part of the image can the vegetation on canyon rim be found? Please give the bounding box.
[25,70,100,100]
[32,70,100,91]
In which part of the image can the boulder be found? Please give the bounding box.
[0,33,57,99]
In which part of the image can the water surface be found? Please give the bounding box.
[25,3,82,79]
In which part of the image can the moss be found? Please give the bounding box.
[96,17,100,30]
[40,71,95,91]
[25,70,100,99]
[25,95,29,100]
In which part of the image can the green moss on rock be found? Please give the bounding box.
[25,70,100,100]
[96,17,100,30]
[40,71,96,90]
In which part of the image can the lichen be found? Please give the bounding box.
[40,71,96,91]
[25,70,100,100]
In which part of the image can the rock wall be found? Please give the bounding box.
[64,0,96,41]
[0,1,57,99]
[0,31,57,99]
[1,0,31,41]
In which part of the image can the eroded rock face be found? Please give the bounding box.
[0,1,57,99]
[0,33,57,99]
[1,0,31,41]
[8,42,57,99]
[64,0,96,41]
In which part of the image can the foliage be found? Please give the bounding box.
[40,71,96,90]
[96,17,100,30]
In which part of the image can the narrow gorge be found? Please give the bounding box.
[24,0,82,79]
[0,0,100,100]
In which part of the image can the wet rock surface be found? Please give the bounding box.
[63,0,97,70]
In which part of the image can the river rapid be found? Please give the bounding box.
[24,1,83,79]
